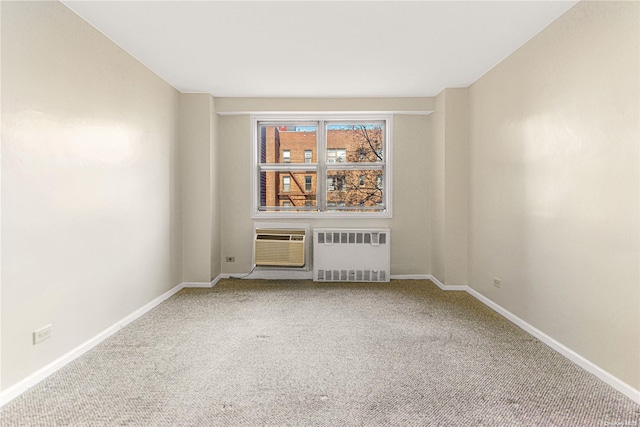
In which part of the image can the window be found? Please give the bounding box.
[327,175,345,191]
[252,114,392,217]
[327,148,346,163]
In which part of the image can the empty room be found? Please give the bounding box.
[1,0,639,425]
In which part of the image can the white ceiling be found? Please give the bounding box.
[62,1,578,98]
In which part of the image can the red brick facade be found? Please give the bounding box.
[260,125,384,211]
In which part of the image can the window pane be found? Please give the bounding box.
[254,116,390,216]
[326,123,384,163]
[259,171,317,209]
[325,170,384,208]
[259,124,317,164]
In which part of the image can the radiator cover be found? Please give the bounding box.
[313,228,390,282]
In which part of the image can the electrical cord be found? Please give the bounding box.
[230,265,257,280]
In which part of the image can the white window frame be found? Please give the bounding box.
[251,113,393,219]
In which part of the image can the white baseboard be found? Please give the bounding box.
[424,274,467,291]
[211,275,223,287]
[463,286,640,405]
[182,275,226,288]
[181,281,213,288]
[428,274,445,289]
[0,282,185,408]
[390,274,431,281]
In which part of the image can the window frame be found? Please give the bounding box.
[282,175,291,192]
[251,113,393,219]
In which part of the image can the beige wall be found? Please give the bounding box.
[180,93,221,282]
[430,92,446,282]
[443,89,468,287]
[210,98,222,280]
[180,93,216,282]
[430,89,469,287]
[1,1,182,391]
[218,102,432,276]
[468,0,639,389]
[215,97,434,114]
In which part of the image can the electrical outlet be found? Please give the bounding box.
[493,277,502,288]
[33,325,53,345]
[226,257,235,263]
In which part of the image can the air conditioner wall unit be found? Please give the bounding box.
[254,228,306,267]
[313,228,390,282]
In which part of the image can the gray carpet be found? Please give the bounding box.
[1,279,638,426]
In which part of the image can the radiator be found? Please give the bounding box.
[313,228,390,282]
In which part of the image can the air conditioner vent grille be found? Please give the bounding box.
[254,228,306,267]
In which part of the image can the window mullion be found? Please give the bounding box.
[325,163,384,171]
[317,120,327,211]
[259,163,318,172]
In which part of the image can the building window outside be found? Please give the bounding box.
[327,175,345,191]
[253,114,391,217]
[327,177,334,191]
[327,148,346,163]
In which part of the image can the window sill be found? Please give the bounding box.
[251,211,393,220]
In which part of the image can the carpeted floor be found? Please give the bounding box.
[1,279,639,426]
